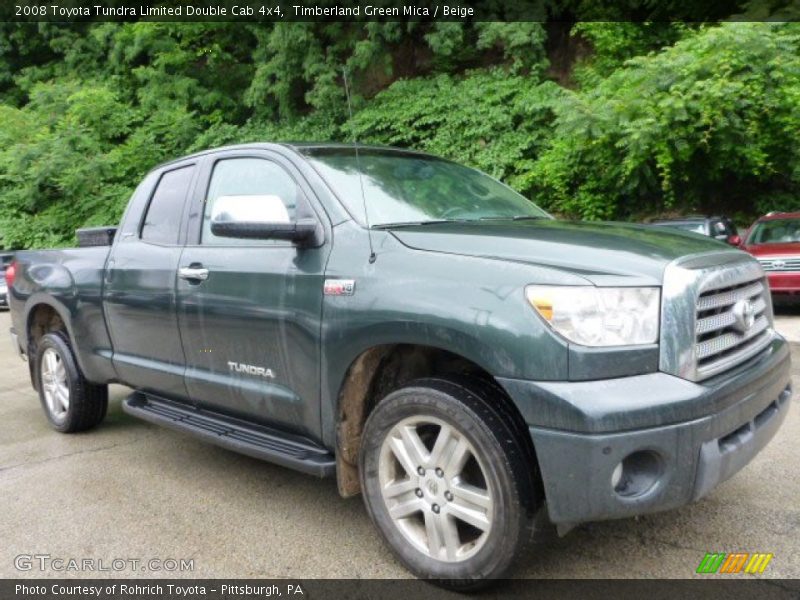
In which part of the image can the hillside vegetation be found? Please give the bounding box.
[0,21,798,248]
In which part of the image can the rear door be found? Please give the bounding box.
[103,161,198,398]
[176,149,330,437]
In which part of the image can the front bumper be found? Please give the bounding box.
[498,336,792,527]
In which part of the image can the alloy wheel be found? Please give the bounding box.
[41,347,69,422]
[378,416,494,562]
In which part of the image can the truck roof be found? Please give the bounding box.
[152,142,429,171]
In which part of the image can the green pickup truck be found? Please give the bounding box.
[6,144,792,585]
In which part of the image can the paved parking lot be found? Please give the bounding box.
[0,308,798,579]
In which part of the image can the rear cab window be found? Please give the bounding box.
[141,165,196,245]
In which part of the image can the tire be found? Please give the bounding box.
[359,377,540,588]
[35,331,108,433]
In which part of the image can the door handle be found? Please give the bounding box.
[178,266,209,282]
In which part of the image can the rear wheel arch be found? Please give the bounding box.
[26,302,70,389]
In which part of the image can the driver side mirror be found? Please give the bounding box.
[727,234,742,247]
[209,195,320,245]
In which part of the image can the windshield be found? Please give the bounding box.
[302,148,550,226]
[748,218,800,245]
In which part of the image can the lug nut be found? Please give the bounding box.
[415,488,423,498]
[435,467,444,478]
[432,504,440,514]
[417,466,425,476]
[444,491,453,501]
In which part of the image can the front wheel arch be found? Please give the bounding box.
[334,344,539,501]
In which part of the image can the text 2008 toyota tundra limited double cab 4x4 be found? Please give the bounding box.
[6,144,792,585]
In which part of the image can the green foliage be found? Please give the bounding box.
[0,20,799,248]
[0,21,556,248]
[352,70,564,196]
[475,23,548,75]
[570,22,693,86]
[531,23,800,221]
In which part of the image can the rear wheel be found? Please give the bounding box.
[360,377,539,588]
[35,332,108,433]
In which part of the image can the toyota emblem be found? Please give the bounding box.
[732,299,756,333]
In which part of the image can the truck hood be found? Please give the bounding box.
[389,219,735,286]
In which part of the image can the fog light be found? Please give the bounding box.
[612,451,662,498]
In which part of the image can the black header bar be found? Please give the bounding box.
[3,0,798,23]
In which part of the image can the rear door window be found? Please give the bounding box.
[141,165,196,245]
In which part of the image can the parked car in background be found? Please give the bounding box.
[742,212,800,297]
[0,252,14,310]
[649,216,741,246]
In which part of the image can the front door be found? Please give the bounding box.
[176,151,329,437]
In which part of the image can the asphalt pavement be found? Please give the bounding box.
[0,309,797,579]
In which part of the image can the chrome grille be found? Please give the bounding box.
[757,257,800,272]
[695,295,767,335]
[694,275,773,379]
[660,253,775,381]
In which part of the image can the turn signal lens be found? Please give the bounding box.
[527,291,554,321]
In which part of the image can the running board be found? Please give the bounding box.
[122,392,335,478]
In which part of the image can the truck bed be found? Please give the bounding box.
[9,245,115,384]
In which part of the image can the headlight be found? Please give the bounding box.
[0,284,6,294]
[525,285,660,347]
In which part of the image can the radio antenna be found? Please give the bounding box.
[342,67,376,264]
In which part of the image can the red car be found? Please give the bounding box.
[742,212,800,295]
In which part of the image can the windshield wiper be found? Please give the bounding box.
[477,215,546,222]
[374,215,546,229]
[372,219,457,229]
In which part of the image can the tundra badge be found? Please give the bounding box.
[228,362,276,379]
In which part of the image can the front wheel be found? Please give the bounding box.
[360,378,539,587]
[35,331,108,433]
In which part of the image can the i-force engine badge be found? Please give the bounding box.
[324,279,356,296]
